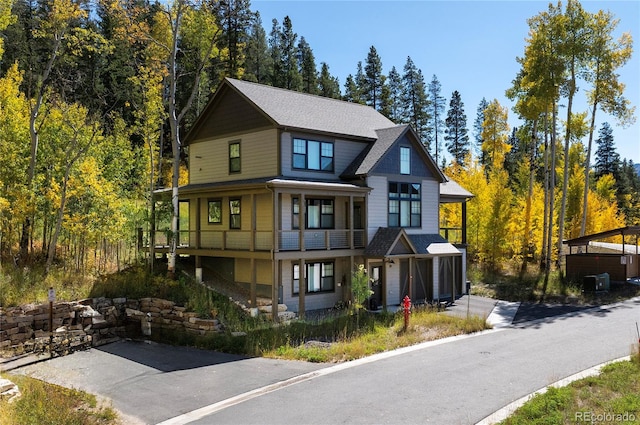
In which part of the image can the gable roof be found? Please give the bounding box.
[341,124,446,182]
[186,78,396,143]
[365,228,416,257]
[365,227,461,258]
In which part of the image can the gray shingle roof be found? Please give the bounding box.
[341,125,409,177]
[440,178,474,202]
[226,78,395,140]
[407,234,449,252]
[365,227,406,257]
[365,228,455,258]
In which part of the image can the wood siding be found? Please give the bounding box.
[235,258,273,285]
[405,178,439,235]
[187,87,273,144]
[280,132,368,179]
[189,129,278,184]
[371,135,433,178]
[366,176,389,242]
[385,262,400,305]
[566,254,638,283]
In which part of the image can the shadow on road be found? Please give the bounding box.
[513,297,640,329]
[96,340,249,372]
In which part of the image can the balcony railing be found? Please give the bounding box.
[143,229,365,252]
[440,227,463,245]
[278,229,365,251]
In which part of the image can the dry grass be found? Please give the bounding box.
[0,373,119,425]
[501,352,640,424]
[263,308,489,363]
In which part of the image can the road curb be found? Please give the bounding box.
[475,355,633,425]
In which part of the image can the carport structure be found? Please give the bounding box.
[563,226,640,282]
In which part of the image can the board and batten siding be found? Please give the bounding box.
[280,132,368,179]
[385,262,400,305]
[189,129,278,184]
[366,176,389,242]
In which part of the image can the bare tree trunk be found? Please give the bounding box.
[541,111,549,269]
[546,103,558,272]
[521,119,538,276]
[580,99,598,237]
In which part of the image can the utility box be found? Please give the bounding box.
[598,272,610,291]
[583,273,609,292]
[583,275,597,292]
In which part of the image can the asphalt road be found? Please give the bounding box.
[13,296,640,425]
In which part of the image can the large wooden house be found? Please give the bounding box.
[158,78,472,316]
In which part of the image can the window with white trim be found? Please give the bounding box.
[293,262,335,294]
[400,146,411,174]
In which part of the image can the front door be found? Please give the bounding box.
[369,264,383,310]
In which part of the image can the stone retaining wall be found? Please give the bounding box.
[0,297,223,358]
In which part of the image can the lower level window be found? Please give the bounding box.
[293,262,335,294]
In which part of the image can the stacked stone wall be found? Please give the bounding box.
[0,297,223,358]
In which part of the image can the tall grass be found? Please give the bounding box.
[501,351,640,424]
[262,307,489,362]
[0,374,118,425]
[0,265,95,307]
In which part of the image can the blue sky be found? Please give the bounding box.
[252,0,639,164]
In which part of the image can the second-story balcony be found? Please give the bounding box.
[145,228,366,252]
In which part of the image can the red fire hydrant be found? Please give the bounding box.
[402,295,411,331]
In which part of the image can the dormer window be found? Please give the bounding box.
[400,146,411,174]
[293,138,334,172]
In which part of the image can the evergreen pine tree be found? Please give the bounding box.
[280,16,301,91]
[268,18,283,87]
[474,97,489,166]
[318,62,341,99]
[214,0,253,79]
[427,74,446,163]
[244,12,271,84]
[444,90,469,166]
[298,36,318,94]
[401,57,430,147]
[363,45,384,110]
[344,73,364,104]
[594,122,620,179]
[386,66,403,122]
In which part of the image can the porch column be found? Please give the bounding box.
[299,194,306,251]
[195,255,202,284]
[349,195,354,249]
[250,258,257,309]
[272,189,280,253]
[461,202,467,245]
[298,259,306,318]
[382,259,387,309]
[348,256,354,304]
[433,257,440,302]
[364,192,369,245]
[272,259,280,322]
[196,198,201,249]
[250,194,256,252]
[452,256,456,301]
[408,257,413,300]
